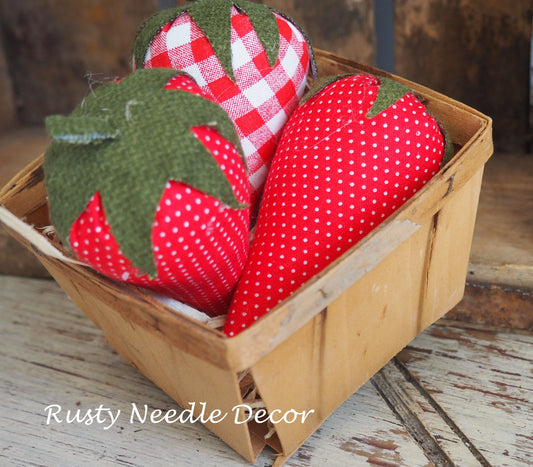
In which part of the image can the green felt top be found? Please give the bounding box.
[133,0,316,82]
[301,73,455,164]
[44,68,246,278]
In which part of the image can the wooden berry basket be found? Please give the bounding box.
[0,50,493,465]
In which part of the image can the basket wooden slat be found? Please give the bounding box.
[0,50,493,464]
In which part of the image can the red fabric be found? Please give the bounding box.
[224,74,446,336]
[69,75,250,316]
[143,7,310,213]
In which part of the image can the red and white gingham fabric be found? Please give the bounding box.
[143,7,310,212]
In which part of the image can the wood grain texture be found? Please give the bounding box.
[274,381,432,466]
[0,0,158,125]
[468,153,533,289]
[0,50,493,369]
[373,361,489,466]
[254,0,376,66]
[2,275,533,465]
[446,283,533,332]
[0,275,430,466]
[397,323,533,467]
[0,50,494,461]
[394,0,533,153]
[251,162,486,457]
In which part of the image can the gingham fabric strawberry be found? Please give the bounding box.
[132,0,315,214]
[224,74,453,336]
[44,69,250,315]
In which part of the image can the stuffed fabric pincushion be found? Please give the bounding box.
[224,74,454,336]
[44,69,250,316]
[132,0,315,214]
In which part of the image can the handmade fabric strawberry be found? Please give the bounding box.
[132,0,315,214]
[43,69,250,315]
[224,74,453,336]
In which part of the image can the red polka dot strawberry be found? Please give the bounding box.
[132,0,315,214]
[43,68,250,315]
[224,73,453,336]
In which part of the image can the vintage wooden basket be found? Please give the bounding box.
[0,50,493,465]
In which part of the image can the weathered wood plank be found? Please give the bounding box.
[468,153,533,289]
[0,275,251,465]
[446,283,533,332]
[373,360,490,466]
[398,323,533,467]
[2,275,533,465]
[0,275,431,466]
[394,0,533,153]
[278,381,432,466]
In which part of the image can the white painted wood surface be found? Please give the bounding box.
[1,274,532,466]
[397,325,533,467]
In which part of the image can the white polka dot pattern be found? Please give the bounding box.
[224,74,446,336]
[69,75,250,316]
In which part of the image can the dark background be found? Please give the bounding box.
[1,0,532,154]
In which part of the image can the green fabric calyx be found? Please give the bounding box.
[133,0,283,82]
[45,115,120,144]
[301,75,411,114]
[44,68,246,278]
[368,76,455,164]
[367,77,411,118]
[301,73,454,166]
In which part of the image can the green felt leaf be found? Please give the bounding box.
[133,6,189,70]
[45,115,119,144]
[367,77,454,164]
[133,0,284,82]
[232,0,279,68]
[189,0,236,80]
[44,68,246,278]
[366,76,411,118]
